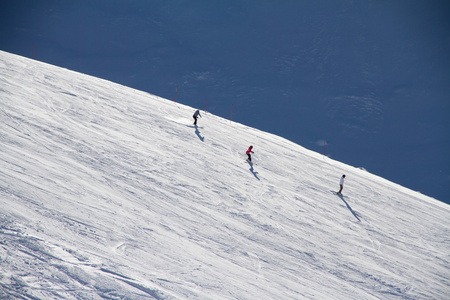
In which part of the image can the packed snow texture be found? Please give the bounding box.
[1,51,449,299]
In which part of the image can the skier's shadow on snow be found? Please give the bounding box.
[194,126,204,142]
[247,161,260,180]
[337,193,361,222]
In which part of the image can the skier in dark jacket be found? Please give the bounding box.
[246,146,254,162]
[338,175,346,194]
[193,109,201,126]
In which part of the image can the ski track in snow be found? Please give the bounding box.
[1,51,449,299]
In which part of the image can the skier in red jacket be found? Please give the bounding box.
[246,146,254,162]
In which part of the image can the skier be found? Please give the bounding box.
[246,146,254,162]
[193,109,201,126]
[337,175,346,194]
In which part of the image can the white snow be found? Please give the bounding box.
[0,50,449,299]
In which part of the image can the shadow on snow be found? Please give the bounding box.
[337,193,361,222]
[193,125,204,142]
[247,160,260,180]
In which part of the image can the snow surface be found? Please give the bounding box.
[1,51,449,299]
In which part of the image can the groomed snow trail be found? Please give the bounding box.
[1,51,449,299]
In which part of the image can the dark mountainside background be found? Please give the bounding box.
[1,0,449,202]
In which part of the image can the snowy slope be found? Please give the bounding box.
[1,51,449,300]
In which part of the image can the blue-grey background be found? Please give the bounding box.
[1,0,449,203]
